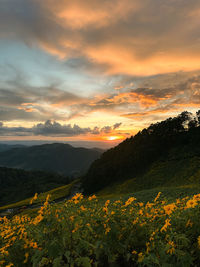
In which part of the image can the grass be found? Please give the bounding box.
[97,176,200,203]
[0,180,78,211]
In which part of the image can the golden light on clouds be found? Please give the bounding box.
[0,0,200,144]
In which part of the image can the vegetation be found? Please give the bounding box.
[0,181,76,212]
[0,167,70,206]
[82,111,200,194]
[1,192,200,266]
[2,111,200,266]
[0,143,102,176]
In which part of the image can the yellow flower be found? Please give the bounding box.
[80,205,86,211]
[146,242,151,253]
[70,216,74,221]
[186,199,198,209]
[24,252,29,263]
[30,241,38,249]
[186,219,193,228]
[105,200,110,206]
[30,193,38,204]
[72,193,83,204]
[5,264,13,267]
[197,236,200,248]
[105,227,111,235]
[138,252,144,263]
[154,192,162,202]
[163,203,176,215]
[167,241,175,255]
[161,219,171,232]
[88,195,96,201]
[124,197,136,207]
[132,250,137,255]
[193,193,200,200]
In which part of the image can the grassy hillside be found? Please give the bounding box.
[82,111,200,194]
[0,167,71,206]
[0,180,77,212]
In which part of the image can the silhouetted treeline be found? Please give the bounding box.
[82,110,200,194]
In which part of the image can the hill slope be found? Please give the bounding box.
[0,167,71,206]
[0,143,102,176]
[82,111,200,194]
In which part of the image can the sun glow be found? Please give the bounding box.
[103,135,124,141]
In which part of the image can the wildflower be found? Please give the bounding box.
[5,264,13,267]
[80,205,86,211]
[138,209,143,215]
[23,252,29,263]
[138,252,144,263]
[193,194,200,200]
[167,241,175,255]
[124,197,136,207]
[70,216,74,221]
[132,250,137,255]
[197,236,200,248]
[30,241,38,249]
[163,203,176,215]
[72,193,83,204]
[186,199,198,209]
[186,219,193,228]
[32,214,43,225]
[154,192,162,202]
[103,206,108,213]
[105,200,110,206]
[30,193,38,204]
[146,242,151,253]
[105,226,111,235]
[161,219,171,232]
[132,218,139,225]
[88,195,96,201]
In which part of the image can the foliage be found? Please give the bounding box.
[0,167,71,206]
[0,181,76,212]
[82,110,200,194]
[1,192,200,266]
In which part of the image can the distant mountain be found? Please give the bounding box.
[82,110,200,194]
[0,144,25,153]
[0,143,102,176]
[0,167,70,206]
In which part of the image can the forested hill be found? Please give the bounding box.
[0,167,70,206]
[82,111,200,194]
[0,143,102,176]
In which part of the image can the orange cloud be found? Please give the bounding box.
[32,0,200,76]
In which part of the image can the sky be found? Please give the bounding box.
[0,0,200,148]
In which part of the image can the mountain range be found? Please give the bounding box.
[0,143,103,176]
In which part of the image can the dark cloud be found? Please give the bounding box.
[113,123,122,129]
[0,120,122,137]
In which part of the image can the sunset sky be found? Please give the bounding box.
[0,0,200,147]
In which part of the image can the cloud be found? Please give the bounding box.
[1,0,200,77]
[113,123,122,129]
[0,120,122,137]
[1,0,200,76]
